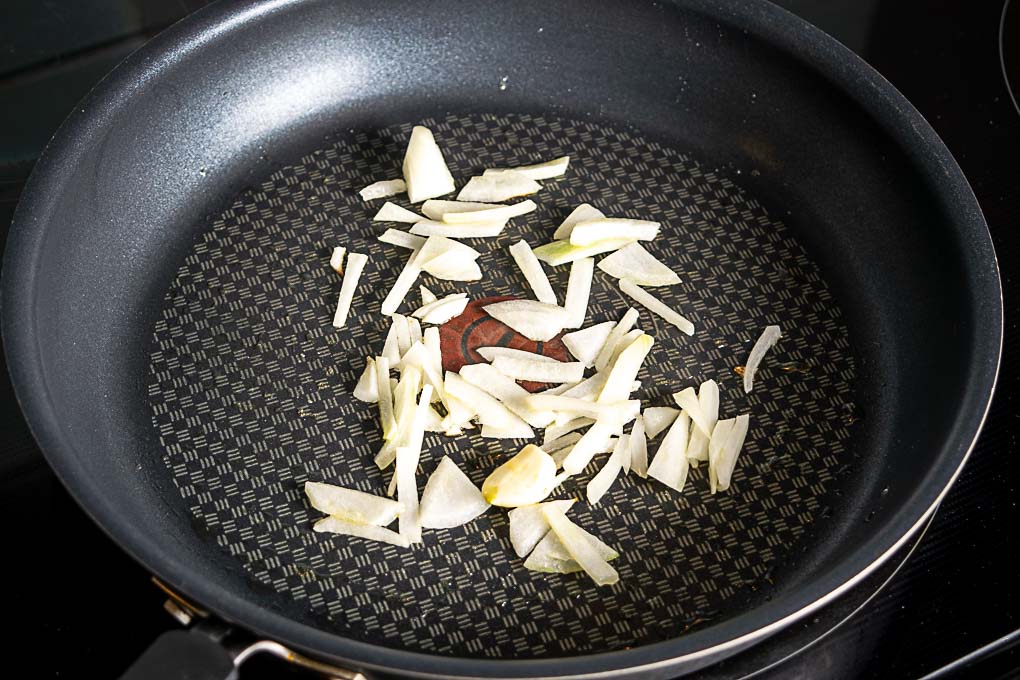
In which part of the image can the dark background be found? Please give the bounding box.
[1,1,1017,677]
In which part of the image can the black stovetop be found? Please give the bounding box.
[1,1,1018,678]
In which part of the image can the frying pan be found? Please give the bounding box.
[1,0,1002,678]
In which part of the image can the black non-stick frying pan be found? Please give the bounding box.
[1,0,1002,678]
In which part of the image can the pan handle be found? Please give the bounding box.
[118,581,367,680]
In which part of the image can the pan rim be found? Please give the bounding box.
[1,0,1003,676]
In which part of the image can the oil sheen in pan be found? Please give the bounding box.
[146,113,856,658]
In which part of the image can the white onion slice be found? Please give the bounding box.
[686,380,719,463]
[559,418,622,475]
[458,363,553,428]
[407,316,423,346]
[395,447,421,542]
[399,342,448,408]
[393,314,412,357]
[526,394,640,423]
[378,229,425,250]
[543,505,619,586]
[618,433,632,474]
[353,357,379,403]
[375,356,395,440]
[537,522,619,563]
[413,294,470,325]
[424,257,483,282]
[586,436,627,504]
[509,240,558,305]
[568,218,660,246]
[598,333,653,403]
[508,499,575,557]
[443,394,476,434]
[539,382,577,396]
[483,300,570,342]
[381,318,401,365]
[484,156,569,181]
[420,200,497,220]
[718,411,750,491]
[619,280,694,336]
[556,374,607,408]
[457,171,542,202]
[482,444,558,507]
[533,238,636,267]
[642,406,679,439]
[563,257,594,329]
[561,321,615,368]
[443,199,537,224]
[359,179,406,201]
[480,420,537,439]
[552,203,606,241]
[524,535,583,573]
[373,202,422,223]
[424,404,445,432]
[304,481,402,526]
[380,248,423,316]
[444,372,527,430]
[629,417,648,477]
[542,431,583,454]
[672,387,712,437]
[420,285,437,306]
[313,516,410,548]
[491,356,585,384]
[744,325,783,393]
[597,242,681,286]
[708,418,734,493]
[410,219,506,238]
[331,252,367,328]
[416,234,481,264]
[402,126,455,203]
[419,457,490,529]
[329,246,346,275]
[476,346,560,364]
[647,411,691,492]
[542,417,595,445]
[594,308,640,372]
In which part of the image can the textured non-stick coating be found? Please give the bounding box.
[147,113,855,657]
[1,0,1000,676]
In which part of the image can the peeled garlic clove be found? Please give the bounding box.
[482,444,557,507]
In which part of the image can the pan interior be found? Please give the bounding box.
[146,112,856,658]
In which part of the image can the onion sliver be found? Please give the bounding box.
[647,411,691,492]
[509,240,558,305]
[421,200,496,220]
[353,357,379,403]
[598,242,680,286]
[491,356,585,384]
[443,199,537,224]
[598,333,653,403]
[594,308,640,372]
[619,280,694,336]
[543,505,619,586]
[553,203,606,241]
[714,414,750,492]
[329,246,346,275]
[563,257,594,328]
[476,346,560,364]
[359,179,406,201]
[402,126,455,203]
[373,202,422,223]
[331,252,367,328]
[380,248,423,316]
[508,499,575,557]
[313,516,410,548]
[484,156,569,181]
[586,436,627,504]
[411,219,506,238]
[744,325,783,393]
[459,363,554,428]
[629,417,648,477]
[562,321,615,368]
[533,238,635,266]
[686,380,719,462]
[419,456,490,529]
[457,171,542,202]
[304,481,402,526]
[379,229,425,250]
[641,406,679,439]
[568,218,660,246]
[483,300,570,342]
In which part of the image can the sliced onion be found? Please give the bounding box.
[542,417,595,445]
[399,342,448,408]
[538,518,619,564]
[483,300,570,342]
[476,346,560,364]
[594,308,640,372]
[491,356,585,384]
[672,387,712,437]
[359,178,406,201]
[373,202,422,223]
[402,126,455,203]
[484,156,569,181]
[508,499,575,557]
[407,316,423,346]
[641,406,679,439]
[542,504,619,586]
[329,246,346,275]
[714,414,750,492]
[381,318,401,365]
[708,418,735,494]
[629,417,648,477]
[568,218,660,246]
[378,228,425,250]
[524,534,584,573]
[558,372,607,405]
[331,252,368,328]
[686,380,719,463]
[392,314,411,357]
[480,420,537,439]
[376,367,424,468]
[313,516,410,548]
[509,240,557,305]
[563,257,594,329]
[744,325,782,394]
[443,199,537,224]
[526,394,640,423]
[375,356,395,441]
[304,481,402,526]
[421,200,497,220]
[619,280,694,336]
[410,219,506,238]
[419,456,490,529]
[395,446,422,542]
[413,293,470,325]
[597,333,653,403]
[647,411,691,492]
[597,242,680,286]
[458,363,554,428]
[586,436,628,504]
[559,418,622,475]
[353,357,379,403]
[561,321,615,368]
[424,257,483,281]
[420,285,437,306]
[380,248,423,316]
[482,444,558,507]
[442,393,476,434]
[552,203,606,241]
[445,372,528,430]
[423,404,445,432]
[533,237,636,267]
[542,431,583,454]
[457,171,542,202]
